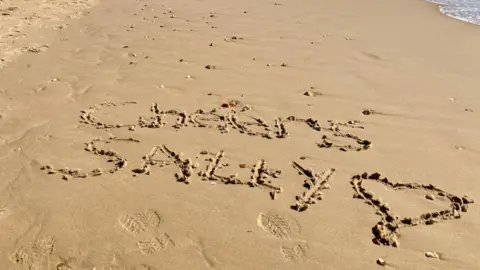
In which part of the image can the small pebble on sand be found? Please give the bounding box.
[362,109,374,115]
[376,258,386,266]
[241,105,251,111]
[304,91,314,97]
[425,194,435,200]
[425,251,440,259]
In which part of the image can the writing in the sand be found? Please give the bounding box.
[38,101,475,249]
[79,101,372,152]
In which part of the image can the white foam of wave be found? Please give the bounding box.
[427,0,480,25]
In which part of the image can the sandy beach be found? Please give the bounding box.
[0,0,479,269]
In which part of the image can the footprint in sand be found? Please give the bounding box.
[119,209,162,234]
[257,210,308,262]
[118,209,175,256]
[257,211,301,239]
[281,242,308,262]
[10,235,55,269]
[137,234,175,255]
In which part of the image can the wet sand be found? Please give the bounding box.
[0,0,479,269]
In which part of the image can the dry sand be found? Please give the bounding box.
[0,0,97,67]
[0,0,479,269]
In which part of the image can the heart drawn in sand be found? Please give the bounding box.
[351,172,474,247]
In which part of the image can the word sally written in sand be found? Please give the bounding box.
[41,139,327,204]
[79,101,372,152]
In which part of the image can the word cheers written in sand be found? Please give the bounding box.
[79,101,372,152]
[351,172,475,247]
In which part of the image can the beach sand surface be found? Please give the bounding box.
[0,0,479,269]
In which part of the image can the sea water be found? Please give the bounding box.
[428,0,480,25]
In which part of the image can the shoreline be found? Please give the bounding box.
[426,0,480,26]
